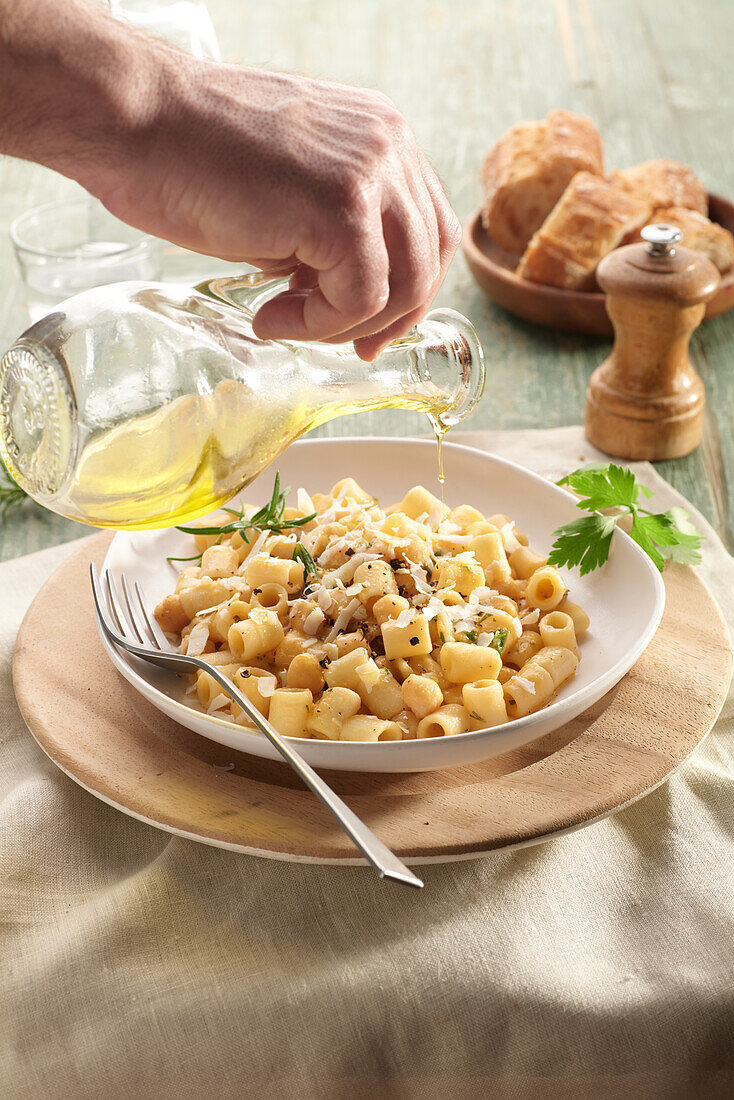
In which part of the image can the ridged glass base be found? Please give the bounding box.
[0,343,76,501]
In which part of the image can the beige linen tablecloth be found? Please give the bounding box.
[1,427,732,1100]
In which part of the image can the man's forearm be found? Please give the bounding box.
[0,0,460,358]
[0,0,165,183]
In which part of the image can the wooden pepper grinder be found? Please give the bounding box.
[585,223,720,460]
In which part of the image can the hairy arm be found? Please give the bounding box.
[0,1,161,172]
[0,0,461,359]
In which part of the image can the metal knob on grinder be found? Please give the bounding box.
[584,222,720,460]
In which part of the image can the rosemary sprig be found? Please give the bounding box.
[0,457,29,520]
[166,551,204,566]
[175,473,316,540]
[167,532,225,566]
[293,541,318,585]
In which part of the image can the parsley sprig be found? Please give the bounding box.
[548,463,703,575]
[0,457,29,520]
[175,473,316,541]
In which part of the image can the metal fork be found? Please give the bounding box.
[90,565,423,888]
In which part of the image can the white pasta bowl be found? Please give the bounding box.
[99,437,665,772]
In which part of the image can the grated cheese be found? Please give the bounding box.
[304,606,326,635]
[403,557,433,595]
[316,504,337,526]
[325,597,363,642]
[356,660,380,690]
[318,534,351,566]
[513,675,536,695]
[194,599,230,619]
[186,622,210,657]
[297,487,315,516]
[426,500,447,529]
[423,597,444,621]
[445,603,471,622]
[501,522,522,554]
[248,530,270,558]
[206,693,231,713]
[436,532,472,547]
[469,586,498,605]
[311,586,330,613]
[220,577,251,593]
[322,552,379,587]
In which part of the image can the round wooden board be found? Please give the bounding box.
[462,193,734,336]
[13,534,732,863]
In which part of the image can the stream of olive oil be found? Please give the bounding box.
[432,422,446,487]
[63,385,452,529]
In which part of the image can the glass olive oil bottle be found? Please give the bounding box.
[0,273,484,529]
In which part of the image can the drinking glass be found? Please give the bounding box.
[10,198,163,323]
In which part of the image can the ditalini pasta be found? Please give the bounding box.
[155,479,588,741]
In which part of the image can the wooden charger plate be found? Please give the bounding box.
[462,193,734,336]
[13,534,732,863]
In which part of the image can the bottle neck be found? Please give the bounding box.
[198,275,485,431]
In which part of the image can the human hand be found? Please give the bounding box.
[85,57,461,360]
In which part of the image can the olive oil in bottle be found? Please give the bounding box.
[0,276,484,528]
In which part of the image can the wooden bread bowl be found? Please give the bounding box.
[462,193,734,335]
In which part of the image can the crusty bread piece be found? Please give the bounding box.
[634,206,734,273]
[610,159,707,216]
[481,110,604,254]
[517,172,651,290]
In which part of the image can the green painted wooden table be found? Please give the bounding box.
[1,0,732,561]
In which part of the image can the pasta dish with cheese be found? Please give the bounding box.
[154,477,589,741]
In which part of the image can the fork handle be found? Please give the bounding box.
[199,665,423,888]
